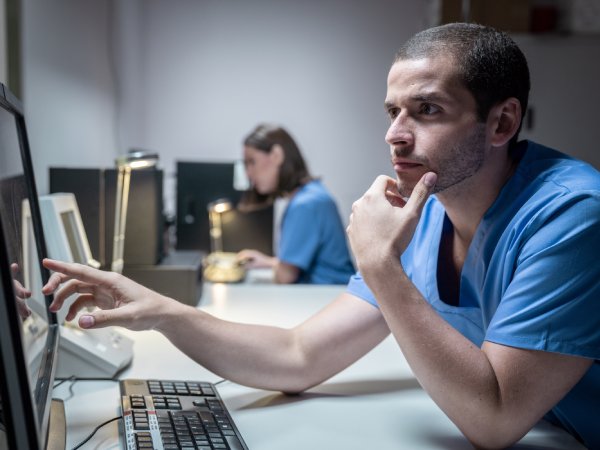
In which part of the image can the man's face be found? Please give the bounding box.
[384,56,488,197]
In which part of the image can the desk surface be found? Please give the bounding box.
[56,282,586,450]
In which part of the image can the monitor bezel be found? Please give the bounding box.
[0,82,60,450]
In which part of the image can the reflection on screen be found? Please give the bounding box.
[0,107,49,390]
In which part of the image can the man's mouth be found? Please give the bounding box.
[392,158,422,172]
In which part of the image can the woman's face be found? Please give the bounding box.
[243,145,281,194]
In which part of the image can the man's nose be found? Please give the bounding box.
[385,115,414,147]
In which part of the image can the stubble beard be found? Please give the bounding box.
[395,124,487,198]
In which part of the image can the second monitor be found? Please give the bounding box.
[37,193,133,378]
[176,161,274,256]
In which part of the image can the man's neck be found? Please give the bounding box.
[436,148,517,246]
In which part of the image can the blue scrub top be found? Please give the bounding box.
[279,180,355,284]
[347,141,600,448]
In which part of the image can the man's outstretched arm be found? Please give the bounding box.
[43,258,389,393]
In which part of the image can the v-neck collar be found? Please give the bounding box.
[429,141,530,309]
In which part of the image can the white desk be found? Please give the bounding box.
[55,282,586,450]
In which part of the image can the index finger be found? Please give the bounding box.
[42,258,113,289]
[404,172,437,216]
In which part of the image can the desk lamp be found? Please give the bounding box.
[208,198,232,253]
[204,198,245,283]
[111,150,159,273]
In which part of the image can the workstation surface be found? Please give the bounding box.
[55,281,586,450]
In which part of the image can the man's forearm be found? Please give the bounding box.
[154,293,392,396]
[155,300,310,392]
[362,260,523,447]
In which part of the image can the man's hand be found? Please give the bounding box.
[42,258,178,331]
[346,172,436,275]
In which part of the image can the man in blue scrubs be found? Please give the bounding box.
[43,23,599,448]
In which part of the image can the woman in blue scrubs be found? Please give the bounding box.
[237,124,355,284]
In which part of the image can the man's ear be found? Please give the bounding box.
[270,144,285,166]
[489,97,521,147]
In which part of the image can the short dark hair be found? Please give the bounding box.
[243,123,312,197]
[395,22,530,147]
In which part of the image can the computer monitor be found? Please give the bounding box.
[35,193,99,324]
[38,193,98,268]
[0,84,63,449]
[49,167,165,269]
[176,161,273,255]
[220,205,274,255]
[34,192,133,378]
[176,161,243,251]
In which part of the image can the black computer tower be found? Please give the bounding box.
[49,167,164,269]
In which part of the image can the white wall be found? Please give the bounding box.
[516,34,600,165]
[22,0,118,195]
[116,0,430,220]
[20,1,600,227]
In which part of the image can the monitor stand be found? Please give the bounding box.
[46,399,66,450]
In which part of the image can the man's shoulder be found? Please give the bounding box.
[518,141,600,194]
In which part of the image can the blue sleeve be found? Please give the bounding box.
[346,272,378,307]
[485,193,600,359]
[278,200,322,270]
[345,210,424,309]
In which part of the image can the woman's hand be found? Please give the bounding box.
[42,258,178,331]
[236,249,276,269]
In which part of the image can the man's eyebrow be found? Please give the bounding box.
[384,92,451,110]
[410,92,449,103]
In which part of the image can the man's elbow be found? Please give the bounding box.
[461,419,530,450]
[272,368,321,395]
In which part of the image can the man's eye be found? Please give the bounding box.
[388,108,399,120]
[420,103,440,115]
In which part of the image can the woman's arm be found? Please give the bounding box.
[237,249,300,283]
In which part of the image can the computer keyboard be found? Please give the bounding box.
[120,378,249,450]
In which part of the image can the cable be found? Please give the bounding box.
[54,376,118,382]
[53,376,119,401]
[70,415,122,450]
[213,378,228,386]
[53,375,77,389]
[54,376,118,388]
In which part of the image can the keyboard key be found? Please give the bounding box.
[225,435,246,450]
[202,387,215,396]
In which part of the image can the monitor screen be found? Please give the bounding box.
[37,192,100,325]
[176,161,243,251]
[0,84,60,449]
[220,205,274,255]
[38,193,96,268]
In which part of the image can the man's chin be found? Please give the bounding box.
[395,180,416,199]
